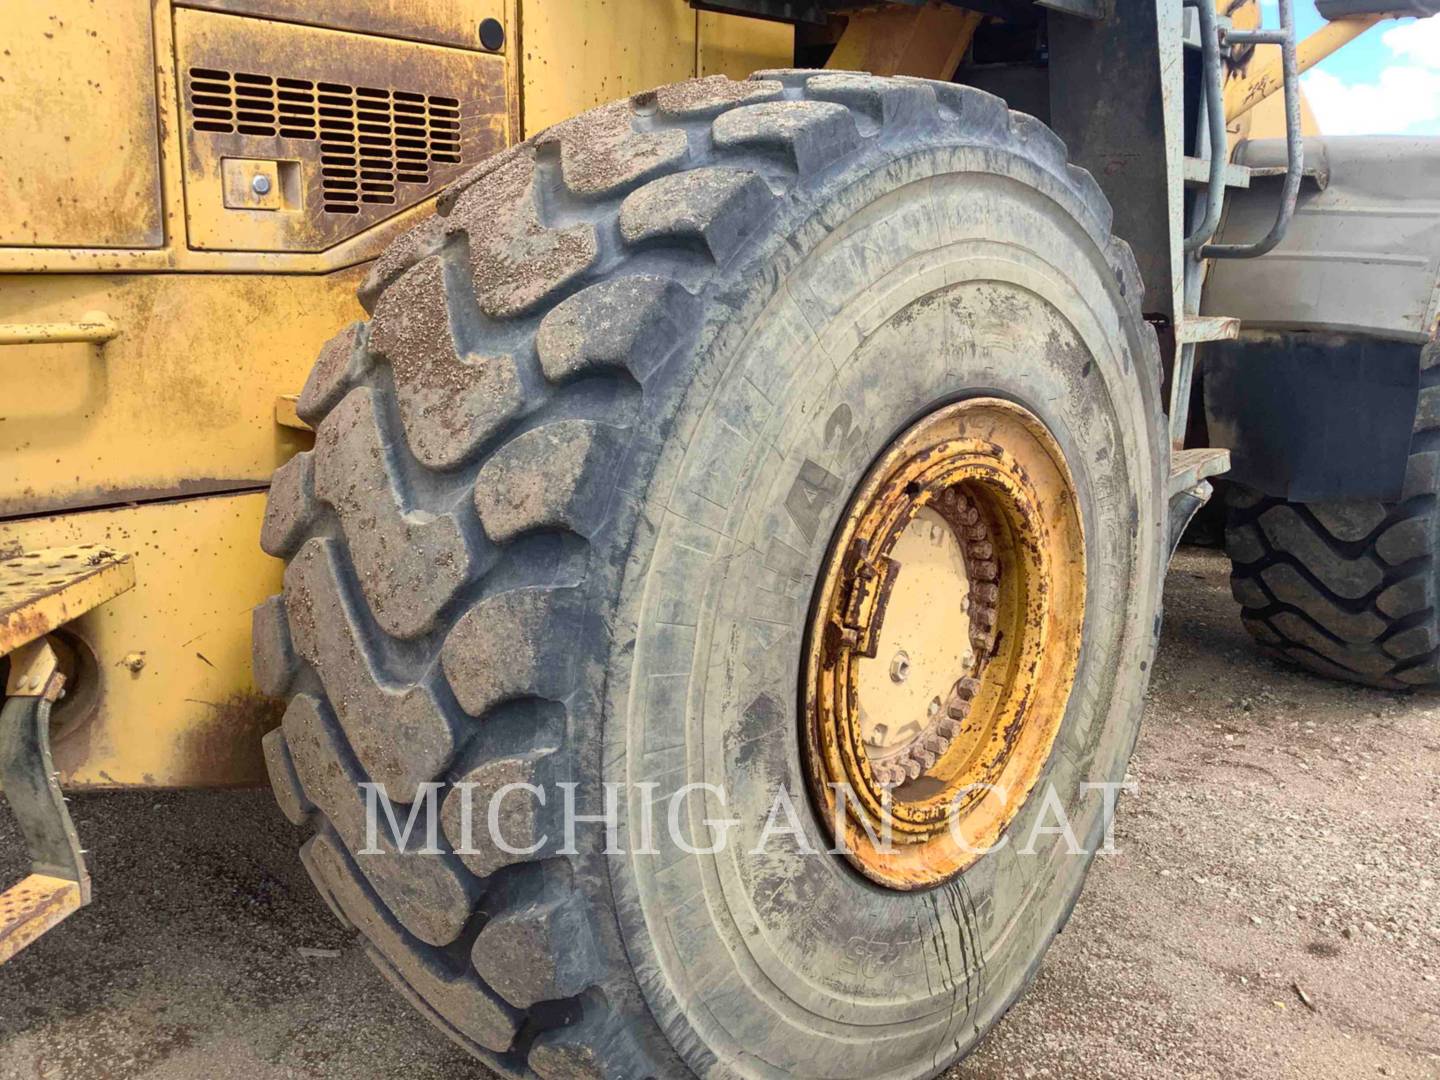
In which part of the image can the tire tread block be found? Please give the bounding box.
[441,587,587,719]
[262,728,313,826]
[441,750,560,879]
[313,389,472,639]
[298,323,367,423]
[1257,505,1382,599]
[251,595,297,698]
[284,539,456,798]
[445,151,599,319]
[711,99,860,175]
[619,167,777,263]
[474,420,628,543]
[654,75,783,119]
[260,450,317,558]
[358,217,446,315]
[536,275,697,385]
[472,863,606,1009]
[370,256,525,471]
[283,694,475,948]
[1307,500,1388,544]
[541,99,689,197]
[306,829,520,1053]
[1258,562,1386,643]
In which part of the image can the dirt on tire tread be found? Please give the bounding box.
[255,71,1148,1079]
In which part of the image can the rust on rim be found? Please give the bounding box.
[801,398,1085,890]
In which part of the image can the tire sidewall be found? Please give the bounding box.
[603,140,1166,1078]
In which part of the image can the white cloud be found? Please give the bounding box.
[1303,66,1440,135]
[1302,17,1440,135]
[1381,17,1440,67]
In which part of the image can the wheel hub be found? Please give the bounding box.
[854,493,998,788]
[801,398,1086,890]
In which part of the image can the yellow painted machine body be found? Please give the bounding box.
[0,0,791,789]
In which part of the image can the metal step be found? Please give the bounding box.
[0,545,134,963]
[275,394,310,431]
[1169,447,1231,498]
[1184,156,1251,189]
[1038,0,1105,17]
[0,874,83,964]
[1179,315,1241,344]
[1,545,135,655]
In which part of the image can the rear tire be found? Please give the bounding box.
[254,71,1167,1077]
[1224,342,1440,688]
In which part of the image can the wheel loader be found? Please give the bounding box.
[2,1,1437,1076]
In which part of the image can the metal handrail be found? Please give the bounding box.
[0,312,118,347]
[1202,0,1304,258]
[1183,0,1230,254]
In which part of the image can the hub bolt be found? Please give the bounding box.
[889,651,911,683]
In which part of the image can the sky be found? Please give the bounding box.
[1263,0,1440,135]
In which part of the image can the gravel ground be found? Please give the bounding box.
[0,548,1436,1079]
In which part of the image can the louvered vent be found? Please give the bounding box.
[187,68,462,214]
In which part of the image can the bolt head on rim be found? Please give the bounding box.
[801,398,1086,890]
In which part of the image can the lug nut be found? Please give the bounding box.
[889,651,911,683]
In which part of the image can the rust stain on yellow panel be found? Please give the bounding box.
[696,11,793,79]
[520,0,698,135]
[0,0,163,248]
[0,493,283,789]
[0,270,356,517]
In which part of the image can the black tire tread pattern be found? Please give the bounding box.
[257,71,1148,1077]
[1225,343,1440,688]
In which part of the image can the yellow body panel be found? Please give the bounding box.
[519,0,700,134]
[0,0,164,249]
[518,0,792,134]
[0,271,353,517]
[0,493,281,789]
[1246,88,1322,140]
[697,11,795,79]
[0,201,457,275]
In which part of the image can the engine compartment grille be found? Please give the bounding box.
[187,67,462,214]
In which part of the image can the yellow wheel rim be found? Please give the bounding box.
[801,398,1086,890]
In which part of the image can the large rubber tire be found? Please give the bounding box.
[253,72,1168,1078]
[1224,342,1440,688]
